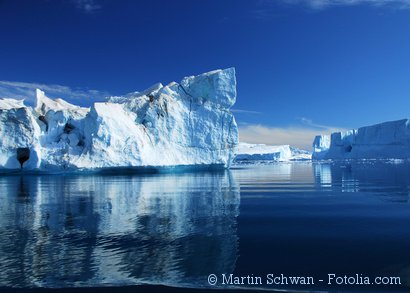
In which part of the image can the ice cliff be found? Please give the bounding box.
[0,68,238,172]
[312,119,410,160]
[234,142,311,162]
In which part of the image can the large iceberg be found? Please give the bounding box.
[312,119,410,160]
[234,142,311,162]
[0,68,238,172]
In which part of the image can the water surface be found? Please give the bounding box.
[1,162,410,291]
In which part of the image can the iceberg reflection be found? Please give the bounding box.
[0,171,239,288]
[314,161,410,200]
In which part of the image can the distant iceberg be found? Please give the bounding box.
[0,68,238,172]
[312,119,410,160]
[234,142,311,162]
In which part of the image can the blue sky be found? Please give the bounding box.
[1,0,410,149]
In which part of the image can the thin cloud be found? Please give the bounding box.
[281,0,410,9]
[239,121,346,150]
[72,0,101,13]
[299,117,341,130]
[0,80,109,106]
[231,108,262,115]
[254,0,410,17]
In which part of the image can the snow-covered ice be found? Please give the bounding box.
[234,142,311,162]
[312,119,410,160]
[0,68,238,172]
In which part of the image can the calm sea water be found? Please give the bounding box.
[1,162,410,291]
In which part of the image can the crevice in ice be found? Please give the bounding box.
[77,137,85,147]
[63,123,75,134]
[189,98,194,144]
[157,100,168,118]
[143,126,153,145]
[177,83,192,98]
[178,84,195,145]
[220,112,225,151]
[148,94,155,103]
[227,115,234,149]
[38,115,48,131]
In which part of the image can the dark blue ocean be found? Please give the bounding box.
[1,161,410,292]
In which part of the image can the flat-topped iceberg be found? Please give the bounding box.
[234,142,311,162]
[0,68,238,172]
[312,119,410,160]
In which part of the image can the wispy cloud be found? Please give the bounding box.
[284,0,410,9]
[299,117,339,130]
[285,0,410,9]
[0,80,109,106]
[239,119,346,150]
[254,0,410,17]
[72,0,101,13]
[231,108,262,115]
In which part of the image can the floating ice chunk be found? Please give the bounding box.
[235,142,311,162]
[312,119,410,160]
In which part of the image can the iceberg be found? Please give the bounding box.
[0,68,238,172]
[234,142,311,162]
[312,119,410,160]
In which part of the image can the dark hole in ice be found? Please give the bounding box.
[64,123,75,134]
[77,138,85,147]
[148,94,154,103]
[345,145,353,152]
[157,111,164,118]
[17,148,30,169]
[38,115,48,131]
